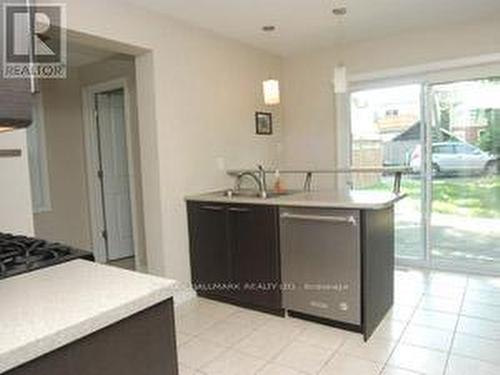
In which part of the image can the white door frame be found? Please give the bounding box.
[82,78,141,265]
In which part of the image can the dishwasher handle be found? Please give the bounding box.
[280,212,357,226]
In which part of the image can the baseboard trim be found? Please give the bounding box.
[173,288,197,307]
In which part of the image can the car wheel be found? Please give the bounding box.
[485,161,498,176]
[432,163,440,177]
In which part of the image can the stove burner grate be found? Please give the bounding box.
[0,233,75,278]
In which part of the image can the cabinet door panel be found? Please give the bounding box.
[229,205,280,309]
[187,203,231,297]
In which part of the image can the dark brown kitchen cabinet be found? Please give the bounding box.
[5,300,178,375]
[228,205,281,310]
[187,202,282,314]
[187,203,231,298]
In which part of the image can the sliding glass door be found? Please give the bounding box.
[350,85,425,261]
[429,79,500,274]
[350,78,500,275]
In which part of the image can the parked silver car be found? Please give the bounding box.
[410,142,498,175]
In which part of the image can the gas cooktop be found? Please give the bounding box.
[0,232,94,279]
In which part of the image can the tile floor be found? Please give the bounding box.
[107,257,136,271]
[174,268,500,375]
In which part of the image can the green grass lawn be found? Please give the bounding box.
[362,175,500,218]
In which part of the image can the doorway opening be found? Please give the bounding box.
[83,80,138,267]
[349,78,500,275]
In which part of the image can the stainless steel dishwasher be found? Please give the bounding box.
[280,207,361,325]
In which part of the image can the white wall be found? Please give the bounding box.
[281,17,500,188]
[42,0,282,285]
[0,131,34,235]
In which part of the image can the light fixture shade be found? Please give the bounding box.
[263,79,280,105]
[333,65,347,94]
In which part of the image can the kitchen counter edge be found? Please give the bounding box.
[0,260,177,374]
[185,190,406,210]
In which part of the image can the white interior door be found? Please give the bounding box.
[95,89,134,261]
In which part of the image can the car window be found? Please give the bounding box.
[433,145,454,154]
[455,144,476,154]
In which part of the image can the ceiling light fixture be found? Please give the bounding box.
[262,25,276,32]
[332,7,347,16]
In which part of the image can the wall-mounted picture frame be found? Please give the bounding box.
[255,111,273,135]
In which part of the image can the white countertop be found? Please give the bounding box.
[186,189,405,210]
[0,260,177,373]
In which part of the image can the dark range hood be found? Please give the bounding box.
[0,77,34,133]
[0,0,34,134]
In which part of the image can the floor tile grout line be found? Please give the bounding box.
[313,332,351,374]
[201,309,277,368]
[242,311,351,374]
[178,304,311,374]
[257,319,307,364]
[314,296,422,374]
[246,316,318,374]
[177,276,500,374]
[377,287,426,374]
[176,304,257,371]
[318,273,430,374]
[441,275,469,375]
[458,313,500,324]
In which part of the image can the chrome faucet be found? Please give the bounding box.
[234,165,268,198]
[257,165,267,198]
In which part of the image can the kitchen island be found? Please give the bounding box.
[0,260,178,375]
[186,189,404,340]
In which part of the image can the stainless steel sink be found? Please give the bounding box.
[222,189,299,199]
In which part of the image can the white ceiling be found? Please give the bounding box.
[123,0,500,56]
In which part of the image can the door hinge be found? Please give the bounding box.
[93,108,98,120]
[97,169,104,180]
[101,229,108,241]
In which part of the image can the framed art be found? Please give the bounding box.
[255,111,273,135]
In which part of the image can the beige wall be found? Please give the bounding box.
[21,1,500,288]
[0,131,34,235]
[281,17,500,189]
[38,0,500,286]
[150,21,282,284]
[34,57,149,269]
[34,68,92,249]
[78,56,147,268]
[39,0,282,285]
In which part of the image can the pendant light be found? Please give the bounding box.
[333,65,347,94]
[332,1,348,94]
[263,79,280,105]
[261,24,280,105]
